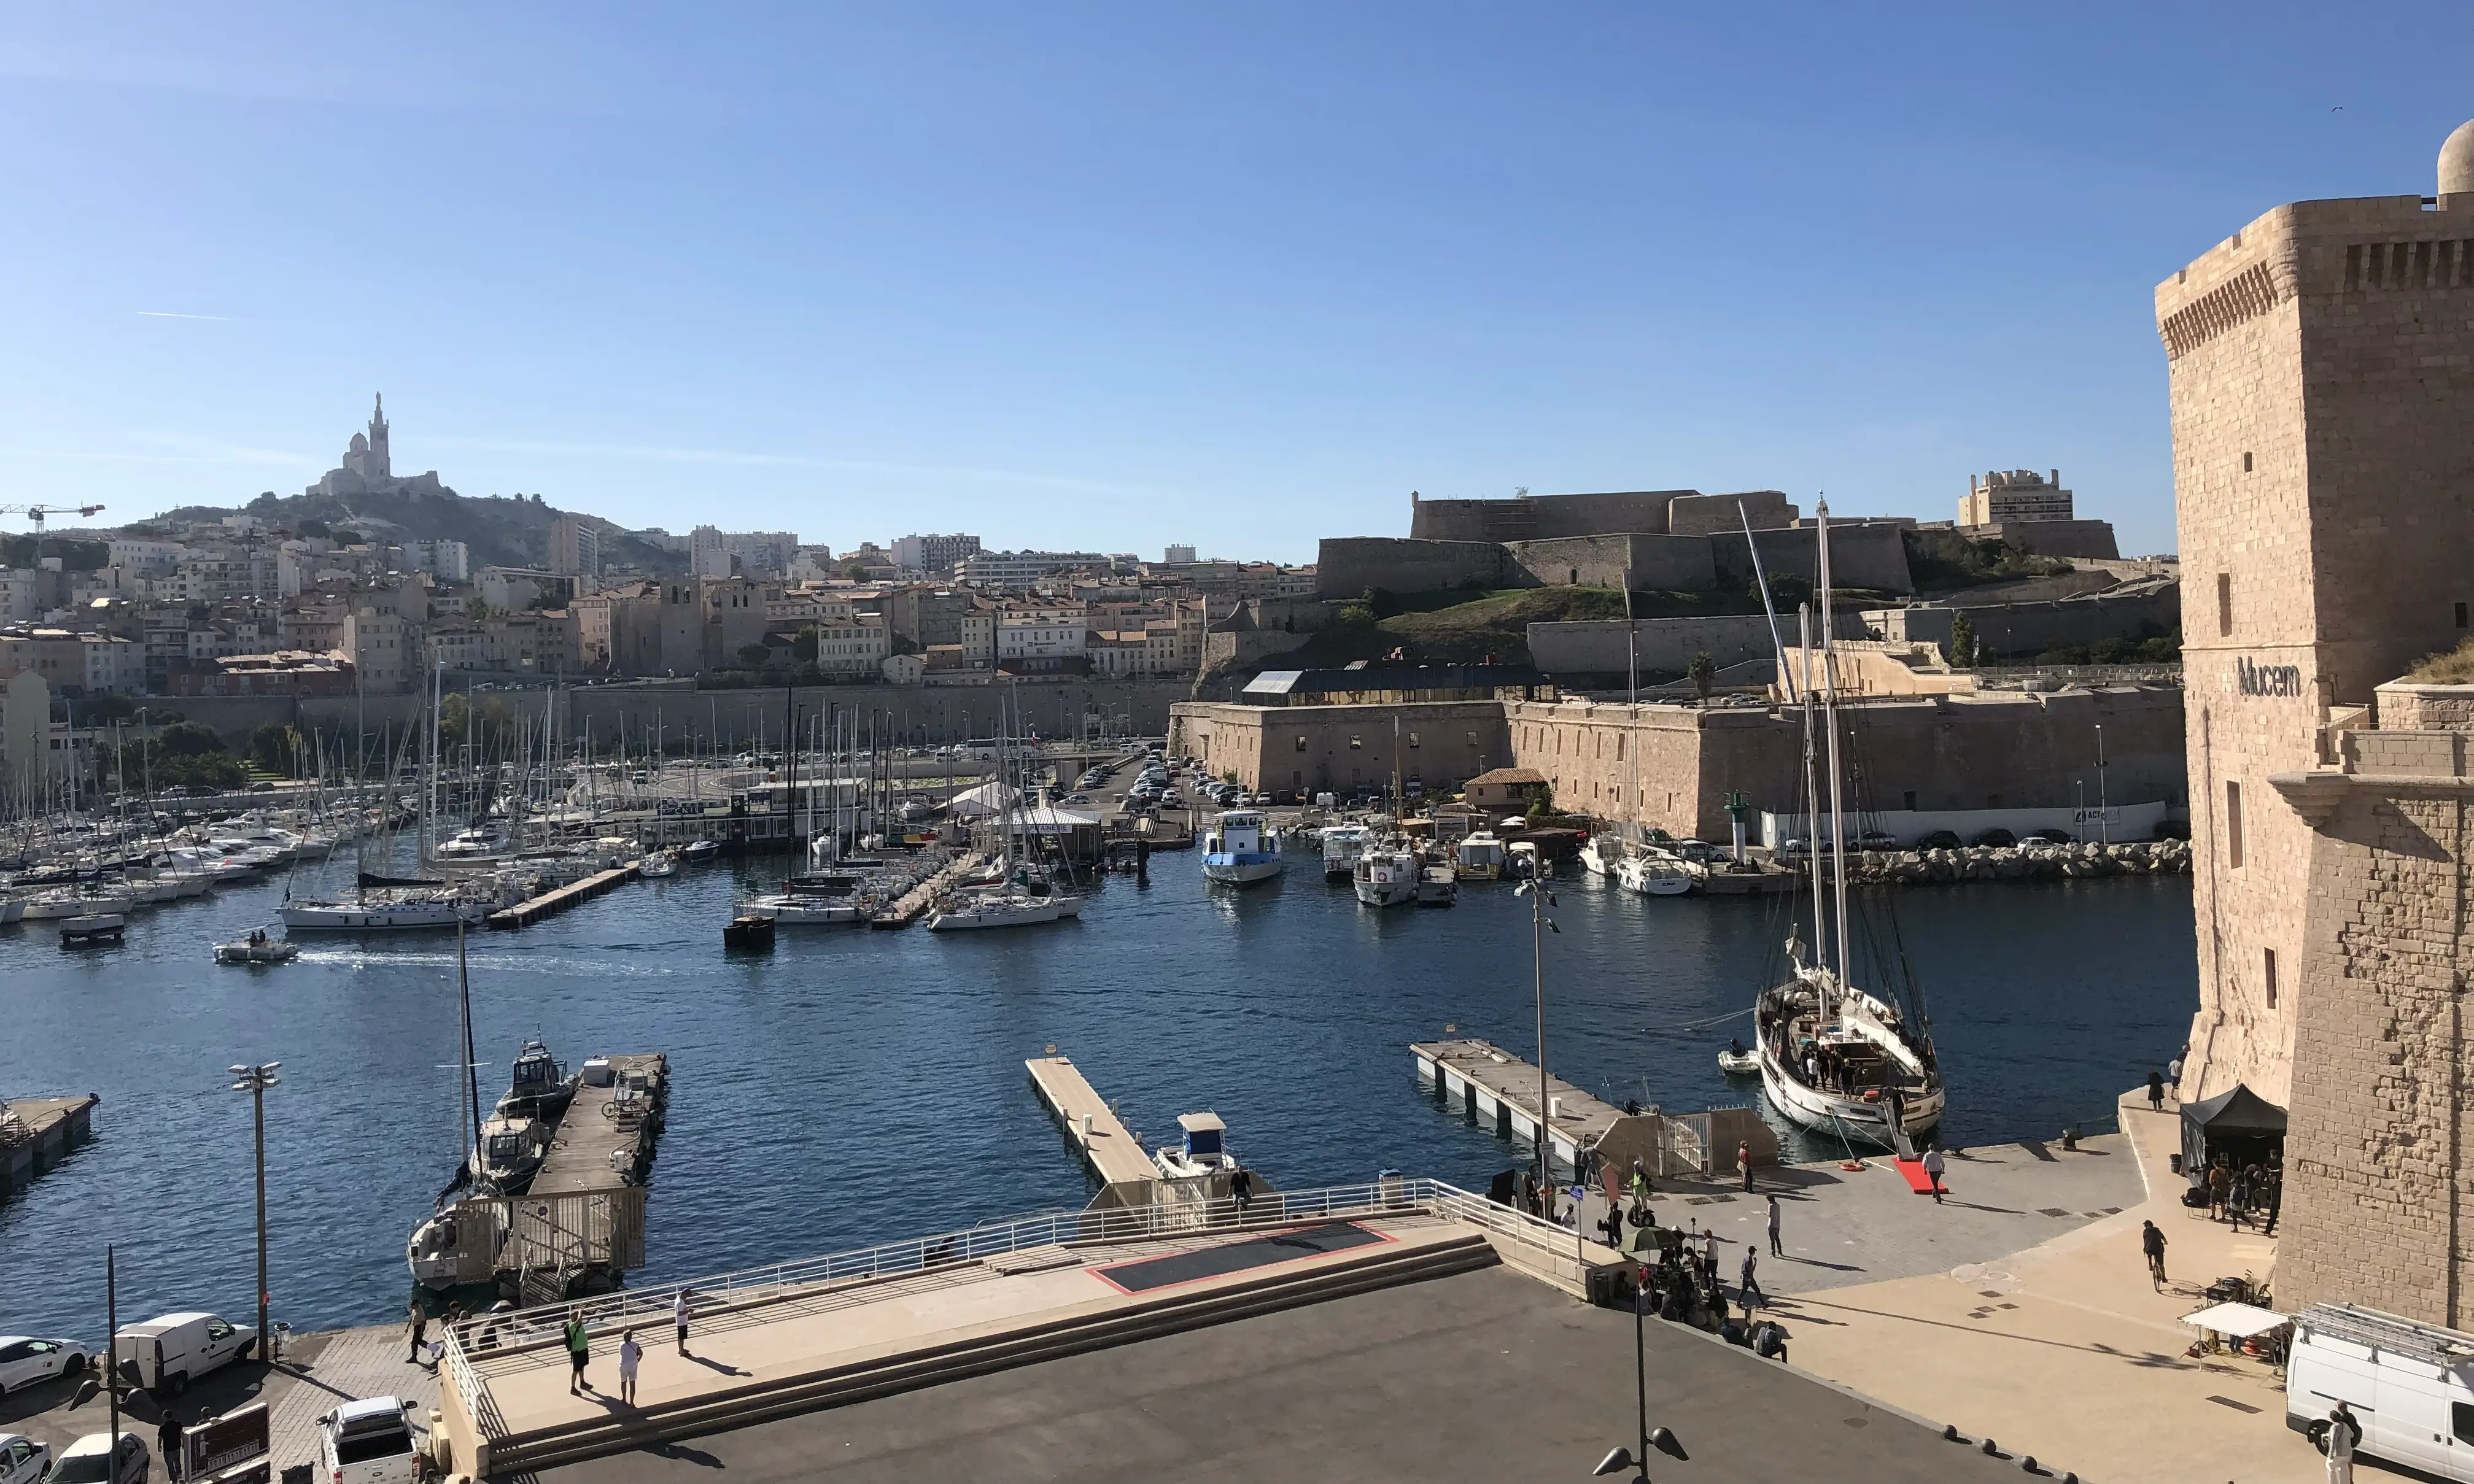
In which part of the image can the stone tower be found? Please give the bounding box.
[2155,128,2474,1110]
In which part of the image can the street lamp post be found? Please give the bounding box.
[2095,723,2109,845]
[1511,843,1560,1195]
[229,1061,281,1361]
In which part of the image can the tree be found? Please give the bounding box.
[738,642,774,669]
[1949,611,1978,668]
[1687,650,1716,700]
[246,722,301,772]
[791,628,818,662]
[156,720,228,758]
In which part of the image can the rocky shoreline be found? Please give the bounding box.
[1806,837,2193,886]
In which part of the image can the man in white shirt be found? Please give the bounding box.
[618,1329,643,1407]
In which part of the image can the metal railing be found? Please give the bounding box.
[437,1175,1594,1430]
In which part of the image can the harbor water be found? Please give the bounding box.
[0,853,2196,1337]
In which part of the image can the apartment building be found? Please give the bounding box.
[996,601,1089,673]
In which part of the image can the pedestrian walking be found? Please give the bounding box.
[2168,1050,2185,1092]
[406,1300,428,1364]
[1739,1247,1764,1305]
[2326,1401,2360,1483]
[618,1329,643,1407]
[2146,1070,2165,1110]
[1598,1201,1626,1251]
[1700,1224,1718,1267]
[675,1289,693,1356]
[1736,1141,1754,1192]
[158,1412,183,1483]
[1921,1144,1946,1205]
[1766,1194,1783,1256]
[2141,1219,2168,1290]
[564,1310,592,1394]
[1230,1165,1254,1218]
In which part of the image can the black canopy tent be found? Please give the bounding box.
[2181,1083,2287,1181]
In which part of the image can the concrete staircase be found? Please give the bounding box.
[477,1227,1496,1476]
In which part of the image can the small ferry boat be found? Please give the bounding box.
[215,929,298,965]
[1319,824,1371,881]
[496,1040,578,1119]
[1453,831,1508,881]
[1353,846,1419,908]
[1201,810,1285,887]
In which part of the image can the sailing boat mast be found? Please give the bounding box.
[1816,500,1853,998]
[457,919,484,1165]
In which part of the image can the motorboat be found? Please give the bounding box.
[1578,835,1619,877]
[1154,1111,1240,1182]
[473,1114,551,1192]
[216,929,298,965]
[497,1040,579,1120]
[1617,853,1695,897]
[1319,824,1371,881]
[0,895,22,926]
[748,891,869,926]
[927,888,1082,931]
[639,848,681,878]
[1201,810,1285,886]
[1352,847,1419,908]
[1454,831,1508,881]
[1717,1038,1760,1076]
[1416,865,1459,907]
[682,839,722,864]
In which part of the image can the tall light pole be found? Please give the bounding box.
[229,1061,281,1361]
[1511,843,1559,1193]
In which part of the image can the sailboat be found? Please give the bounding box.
[407,922,499,1289]
[286,661,485,932]
[1750,501,1944,1148]
[929,689,1082,931]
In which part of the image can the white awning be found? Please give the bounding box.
[2181,1302,2290,1338]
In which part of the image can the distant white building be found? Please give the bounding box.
[891,533,982,574]
[406,538,473,583]
[1163,543,1196,566]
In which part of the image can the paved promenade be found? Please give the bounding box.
[1770,1094,2327,1483]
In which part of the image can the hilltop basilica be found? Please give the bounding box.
[306,393,449,501]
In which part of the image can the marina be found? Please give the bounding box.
[487,862,642,929]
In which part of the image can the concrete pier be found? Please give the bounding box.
[1413,1038,1623,1172]
[488,864,640,929]
[1025,1054,1157,1198]
[531,1053,667,1196]
[1,1094,98,1191]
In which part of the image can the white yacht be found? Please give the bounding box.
[281,894,486,932]
[1617,852,1695,897]
[1352,846,1419,908]
[1201,810,1284,886]
[927,888,1082,931]
[1578,835,1622,877]
[640,847,681,878]
[1319,824,1371,881]
[24,886,137,920]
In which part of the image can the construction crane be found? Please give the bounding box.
[0,503,107,535]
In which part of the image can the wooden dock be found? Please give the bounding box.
[3,1094,99,1191]
[487,864,640,929]
[1411,1038,1624,1172]
[532,1054,668,1196]
[872,851,985,929]
[1025,1055,1157,1191]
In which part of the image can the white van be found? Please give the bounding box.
[2288,1303,2474,1478]
[111,1313,254,1399]
[316,1397,417,1484]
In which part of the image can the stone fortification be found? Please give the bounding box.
[1866,581,2180,660]
[1316,538,1510,599]
[1527,612,1864,681]
[1317,521,1912,601]
[2272,683,2474,1323]
[2159,156,2474,1110]
[1407,487,1796,543]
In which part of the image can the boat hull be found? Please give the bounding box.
[281,900,484,931]
[1755,1046,1944,1145]
[1202,856,1284,886]
[1353,879,1417,908]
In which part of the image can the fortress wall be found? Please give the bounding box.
[1314,538,1514,598]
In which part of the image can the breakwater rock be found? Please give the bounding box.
[1809,838,2193,886]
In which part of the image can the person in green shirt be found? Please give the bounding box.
[564,1311,592,1395]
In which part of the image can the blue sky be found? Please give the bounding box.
[1,4,2467,562]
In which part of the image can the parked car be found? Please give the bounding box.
[39,1434,145,1484]
[1972,829,2017,849]
[1775,837,1810,856]
[0,1434,51,1484]
[1673,840,1721,864]
[317,1396,418,1484]
[1916,830,1963,849]
[0,1335,89,1397]
[112,1313,253,1399]
[1061,793,1090,804]
[1856,830,1899,849]
[2023,828,2076,845]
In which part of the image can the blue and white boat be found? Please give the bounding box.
[1201,811,1285,886]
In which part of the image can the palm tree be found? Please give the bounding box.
[1687,650,1716,701]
